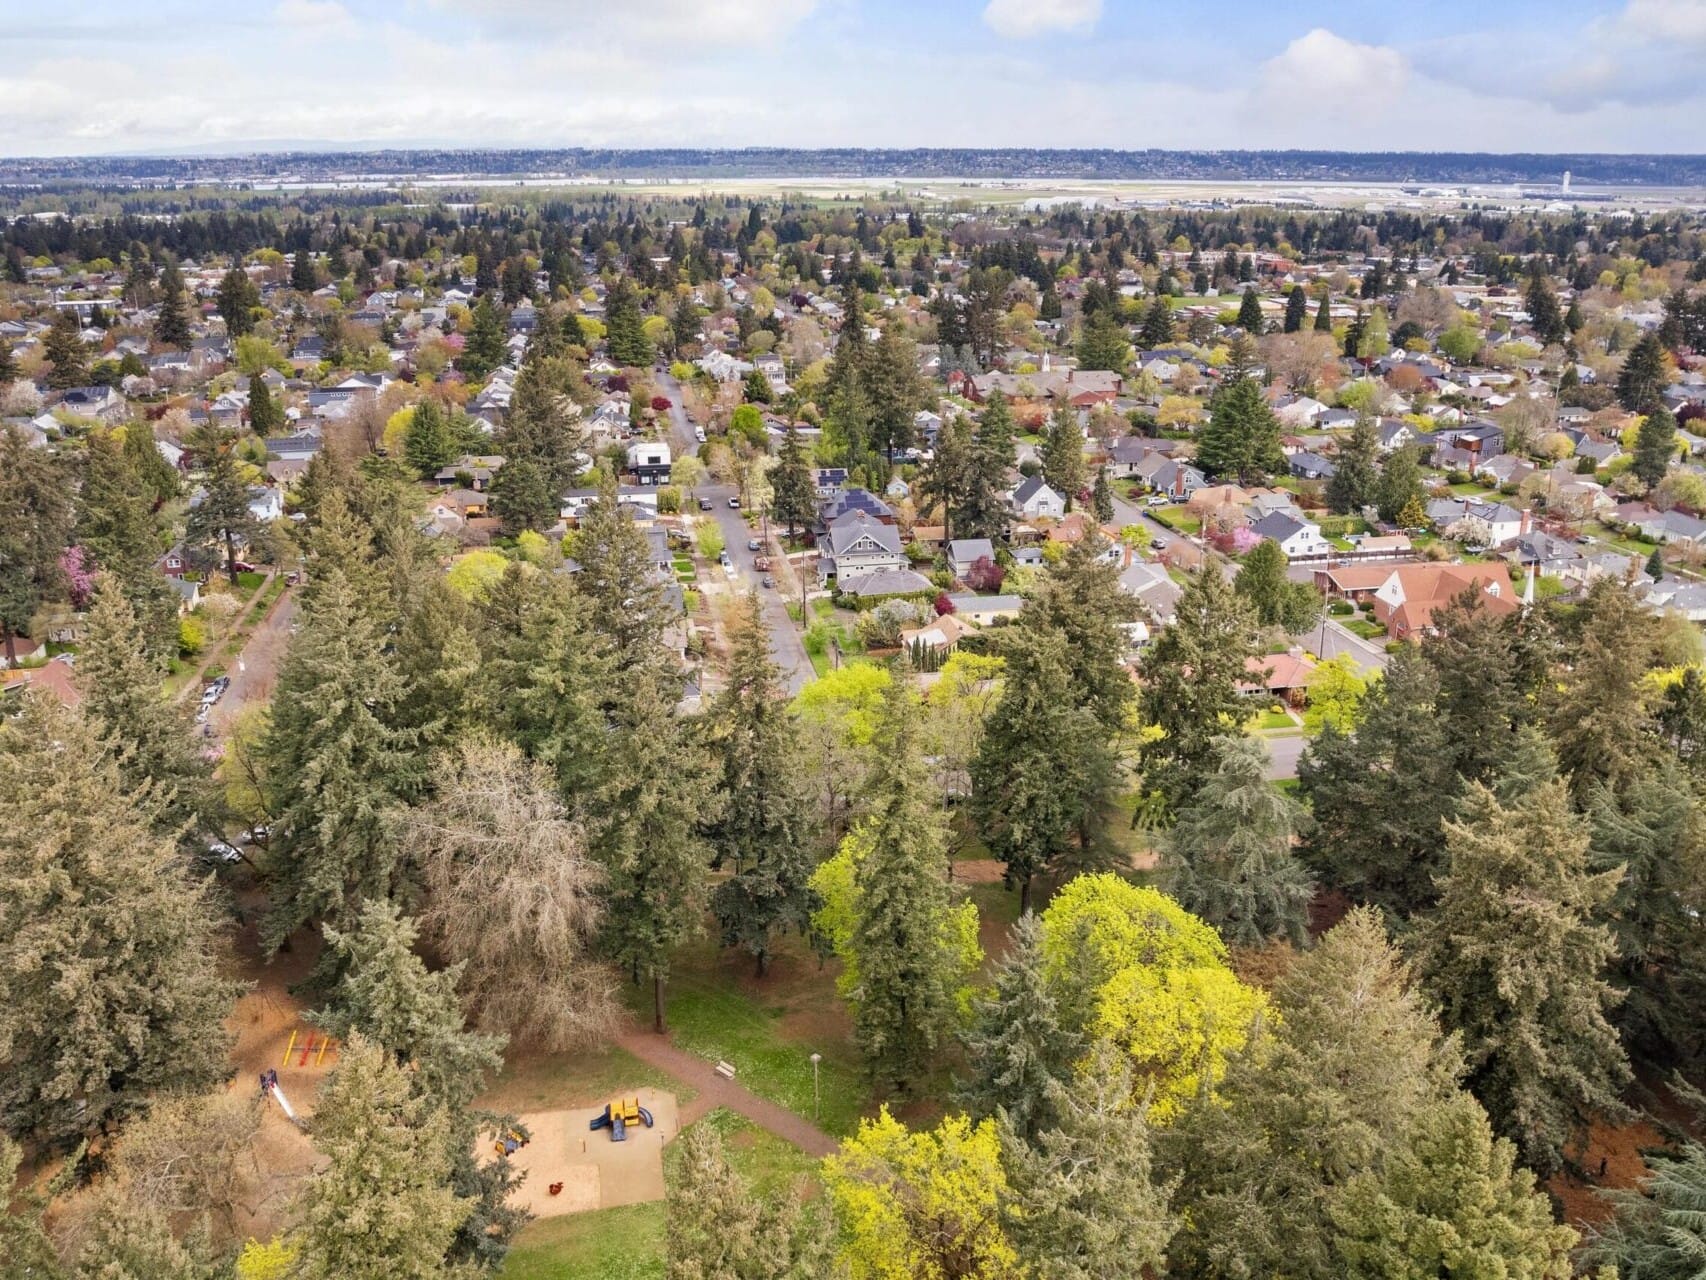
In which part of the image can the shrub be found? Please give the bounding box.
[178,614,207,657]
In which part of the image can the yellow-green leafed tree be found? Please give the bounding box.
[1039,873,1268,1121]
[236,1236,300,1280]
[1091,962,1270,1122]
[445,549,510,601]
[823,1109,1016,1280]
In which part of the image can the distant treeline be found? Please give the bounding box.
[4,148,1706,187]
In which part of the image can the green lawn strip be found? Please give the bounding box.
[480,1044,692,1116]
[503,1203,664,1280]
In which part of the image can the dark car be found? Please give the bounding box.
[698,498,713,511]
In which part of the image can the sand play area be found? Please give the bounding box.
[504,1087,680,1219]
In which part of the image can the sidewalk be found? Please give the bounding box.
[613,1029,838,1158]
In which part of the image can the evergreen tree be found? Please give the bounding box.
[0,694,241,1146]
[1040,406,1088,509]
[1138,564,1260,807]
[604,278,655,368]
[1634,404,1679,489]
[972,627,1106,914]
[403,398,456,478]
[1550,579,1658,805]
[666,1122,832,1280]
[1161,734,1314,946]
[1000,1040,1176,1280]
[1326,413,1381,514]
[771,423,816,538]
[1235,537,1320,629]
[1165,908,1462,1280]
[261,569,420,951]
[1314,291,1334,333]
[1329,1092,1577,1279]
[1236,286,1265,334]
[850,679,965,1089]
[293,1036,467,1280]
[1588,765,1706,1065]
[866,325,924,462]
[152,258,192,347]
[1524,262,1568,347]
[489,455,557,534]
[957,912,1081,1141]
[184,424,261,583]
[0,1137,63,1277]
[1299,645,1460,917]
[709,593,820,976]
[1137,295,1174,348]
[1194,374,1285,482]
[574,469,671,661]
[1283,284,1309,333]
[1076,310,1130,373]
[1090,465,1114,524]
[1377,444,1426,525]
[0,423,75,665]
[1617,332,1669,412]
[1017,535,1138,731]
[77,576,219,841]
[502,347,591,496]
[44,308,90,388]
[594,657,717,1033]
[291,249,318,294]
[0,336,17,384]
[1648,545,1667,580]
[247,372,282,435]
[919,411,974,540]
[959,392,1016,541]
[1415,779,1630,1174]
[78,429,158,576]
[217,264,260,337]
[461,293,508,379]
[1588,1133,1706,1279]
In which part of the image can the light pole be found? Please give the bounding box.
[809,1052,822,1123]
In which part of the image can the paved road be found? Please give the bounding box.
[210,588,296,739]
[656,368,812,694]
[1262,733,1307,781]
[615,1028,837,1156]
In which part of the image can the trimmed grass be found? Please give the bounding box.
[235,570,267,592]
[1343,618,1387,641]
[503,1203,664,1280]
[1246,708,1297,731]
[628,933,871,1138]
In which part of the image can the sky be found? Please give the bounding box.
[2,0,1705,156]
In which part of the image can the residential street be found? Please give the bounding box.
[210,588,295,739]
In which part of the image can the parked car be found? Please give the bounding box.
[205,839,242,864]
[694,427,707,443]
[240,824,270,844]
[698,498,714,511]
[1145,494,1172,507]
[1150,537,1167,550]
[746,538,761,552]
[761,575,774,589]
[728,497,741,509]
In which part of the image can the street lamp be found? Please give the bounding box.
[809,1053,822,1122]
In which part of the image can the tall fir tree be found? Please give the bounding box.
[1138,563,1260,807]
[43,308,90,388]
[0,694,241,1146]
[1137,295,1174,348]
[217,263,260,337]
[1040,406,1088,510]
[1617,331,1669,412]
[460,293,508,379]
[770,423,816,538]
[1283,284,1309,333]
[152,258,192,348]
[291,248,318,294]
[293,1036,468,1280]
[1633,404,1679,489]
[1194,374,1285,482]
[1161,734,1314,947]
[604,278,655,368]
[1236,285,1265,334]
[849,679,965,1089]
[403,398,456,478]
[77,576,219,841]
[1414,779,1630,1175]
[260,568,421,951]
[1376,444,1426,525]
[708,593,820,975]
[247,372,282,435]
[959,391,1016,541]
[1325,413,1381,514]
[184,424,261,583]
[1090,464,1114,524]
[1076,310,1130,373]
[1550,579,1658,805]
[1314,290,1334,333]
[957,911,1082,1141]
[0,423,75,664]
[1524,262,1568,347]
[666,1121,832,1280]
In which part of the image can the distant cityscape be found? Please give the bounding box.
[4,147,1706,189]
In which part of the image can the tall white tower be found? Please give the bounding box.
[1562,169,1572,193]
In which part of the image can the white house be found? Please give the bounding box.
[823,511,909,584]
[1010,475,1066,521]
[1248,511,1331,560]
[626,440,672,486]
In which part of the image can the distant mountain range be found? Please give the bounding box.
[3,148,1705,187]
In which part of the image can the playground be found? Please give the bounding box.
[502,1087,679,1220]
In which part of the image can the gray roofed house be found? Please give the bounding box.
[823,511,908,584]
[1288,451,1337,481]
[1010,475,1066,520]
[948,538,997,578]
[837,567,935,599]
[1248,511,1331,559]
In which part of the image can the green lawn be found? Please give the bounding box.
[1343,618,1387,641]
[502,1203,664,1279]
[630,933,871,1138]
[235,570,267,592]
[1245,708,1297,731]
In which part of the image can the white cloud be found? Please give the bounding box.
[274,0,355,31]
[1256,28,1407,102]
[1620,0,1706,44]
[981,0,1101,39]
[427,0,819,47]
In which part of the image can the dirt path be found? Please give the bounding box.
[613,1030,838,1158]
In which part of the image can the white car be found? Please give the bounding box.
[205,839,242,864]
[694,426,707,443]
[1145,494,1172,507]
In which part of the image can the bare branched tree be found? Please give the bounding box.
[408,737,619,1050]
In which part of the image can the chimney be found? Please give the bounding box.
[1520,508,1532,535]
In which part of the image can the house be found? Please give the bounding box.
[158,545,190,579]
[165,576,202,613]
[1575,438,1623,468]
[901,612,980,652]
[1376,419,1418,453]
[57,385,127,422]
[1240,651,1317,705]
[1473,453,1534,488]
[560,485,659,521]
[1010,476,1066,521]
[435,455,504,491]
[1314,564,1397,603]
[1138,456,1207,499]
[1119,559,1181,624]
[947,538,998,580]
[1424,498,1527,546]
[626,440,672,486]
[247,487,285,523]
[946,593,1023,626]
[818,488,894,530]
[822,511,909,585]
[1370,563,1517,639]
[1247,512,1331,560]
[270,430,323,462]
[1288,451,1337,481]
[1636,508,1706,545]
[838,567,935,600]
